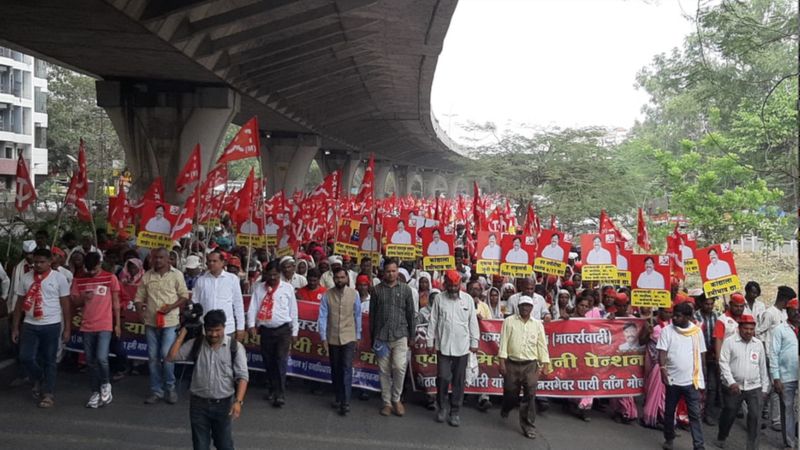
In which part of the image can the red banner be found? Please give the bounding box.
[411,318,646,397]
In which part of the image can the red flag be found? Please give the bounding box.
[15,152,36,213]
[472,181,484,231]
[171,187,198,240]
[144,177,165,204]
[637,207,651,251]
[599,209,624,243]
[550,215,558,230]
[523,204,541,237]
[216,117,260,166]
[233,168,255,223]
[64,139,91,221]
[176,144,202,193]
[355,155,374,212]
[109,186,131,232]
[309,170,340,202]
[666,223,685,280]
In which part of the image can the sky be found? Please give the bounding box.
[431,0,696,143]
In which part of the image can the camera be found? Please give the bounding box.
[182,303,204,330]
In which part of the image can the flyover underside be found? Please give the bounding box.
[0,0,463,171]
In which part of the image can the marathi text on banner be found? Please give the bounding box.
[136,231,174,249]
[703,274,742,298]
[423,256,455,271]
[533,257,567,276]
[582,264,618,282]
[500,262,533,278]
[333,242,359,258]
[685,258,699,274]
[631,289,671,308]
[476,259,500,276]
[386,244,417,259]
[616,270,632,286]
[236,233,266,247]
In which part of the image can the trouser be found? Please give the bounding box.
[190,395,233,450]
[664,384,704,450]
[779,381,798,448]
[259,324,291,399]
[19,322,60,395]
[501,360,539,435]
[436,353,469,415]
[145,326,177,396]
[377,338,408,404]
[718,387,761,450]
[329,342,356,406]
[703,358,721,415]
[83,331,112,392]
[109,332,128,374]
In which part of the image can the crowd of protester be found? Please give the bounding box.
[1,223,797,450]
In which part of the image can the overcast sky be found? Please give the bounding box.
[431,0,695,142]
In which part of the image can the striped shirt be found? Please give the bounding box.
[719,334,769,393]
[369,281,416,342]
[694,310,718,351]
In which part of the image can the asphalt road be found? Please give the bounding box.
[0,369,786,450]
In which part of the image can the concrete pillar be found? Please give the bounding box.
[96,80,239,204]
[374,162,394,199]
[448,177,468,197]
[261,134,321,196]
[402,167,424,197]
[422,171,448,198]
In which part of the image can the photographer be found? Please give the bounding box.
[167,309,249,450]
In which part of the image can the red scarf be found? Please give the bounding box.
[256,284,276,322]
[23,269,51,320]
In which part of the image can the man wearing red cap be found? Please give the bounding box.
[769,289,799,449]
[426,270,479,427]
[717,313,768,449]
[713,293,746,360]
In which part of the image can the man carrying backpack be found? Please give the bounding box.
[167,309,249,450]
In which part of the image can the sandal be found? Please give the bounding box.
[38,394,55,408]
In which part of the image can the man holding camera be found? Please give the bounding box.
[168,309,249,450]
[191,251,246,342]
[134,247,190,405]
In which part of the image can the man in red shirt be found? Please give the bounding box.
[297,269,326,303]
[71,252,121,408]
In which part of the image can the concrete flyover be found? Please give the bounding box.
[0,0,467,202]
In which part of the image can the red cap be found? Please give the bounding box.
[546,275,558,285]
[573,261,583,272]
[614,292,629,305]
[356,274,371,285]
[445,270,461,285]
[228,256,241,269]
[492,275,504,283]
[739,314,756,325]
[730,293,746,305]
[603,286,616,295]
[342,255,351,262]
[563,280,575,287]
[51,247,65,257]
[786,298,799,309]
[674,294,692,305]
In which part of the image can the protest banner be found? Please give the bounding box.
[680,233,699,274]
[533,229,570,276]
[136,200,179,249]
[697,243,741,298]
[357,222,380,260]
[421,226,455,271]
[500,234,534,277]
[334,217,361,258]
[264,215,281,246]
[630,254,672,308]
[580,233,618,282]
[410,318,646,397]
[384,217,416,259]
[476,231,502,275]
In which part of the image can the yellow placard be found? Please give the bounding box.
[266,235,278,246]
[685,258,699,274]
[358,251,381,263]
[631,289,672,308]
[334,242,360,258]
[386,244,417,260]
[703,274,741,299]
[416,241,422,257]
[107,223,135,236]
[582,264,618,282]
[476,259,500,275]
[500,262,533,278]
[236,234,266,247]
[137,231,174,249]
[423,256,455,271]
[202,219,220,228]
[276,246,294,258]
[533,257,567,276]
[616,270,632,286]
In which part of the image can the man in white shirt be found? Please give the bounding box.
[264,216,280,236]
[191,251,246,341]
[636,256,665,290]
[586,236,612,265]
[506,278,551,321]
[717,314,768,450]
[238,219,260,235]
[145,205,173,235]
[426,229,450,256]
[705,248,732,280]
[390,220,412,245]
[657,302,706,450]
[426,270,479,427]
[279,256,307,290]
[360,226,379,252]
[540,234,564,261]
[11,248,71,408]
[505,237,529,264]
[247,260,298,408]
[8,240,36,312]
[480,233,501,260]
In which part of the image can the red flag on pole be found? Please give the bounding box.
[15,152,36,213]
[667,223,685,280]
[308,170,340,203]
[144,177,165,204]
[472,181,484,231]
[65,139,91,221]
[233,168,255,223]
[550,215,558,230]
[176,144,202,193]
[171,187,198,240]
[216,117,260,166]
[109,186,130,232]
[637,207,651,251]
[523,204,541,237]
[355,155,374,212]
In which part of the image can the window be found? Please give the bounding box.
[4,147,12,159]
[34,126,46,148]
[34,88,46,113]
[34,59,46,79]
